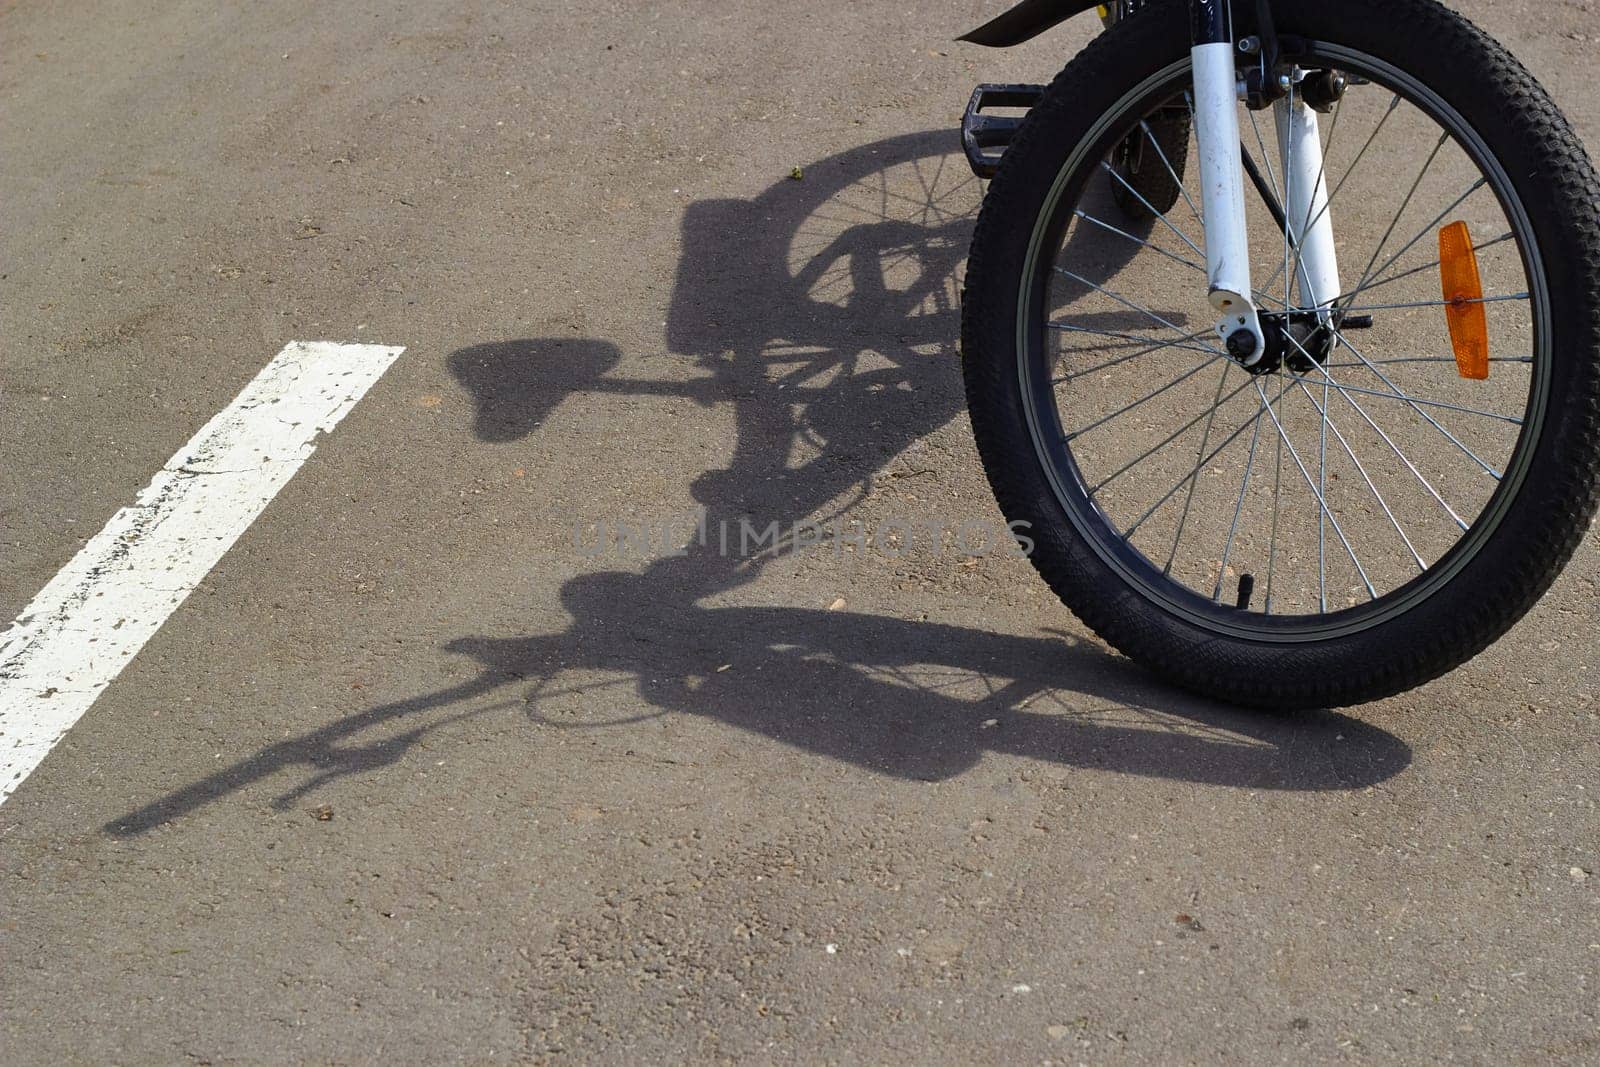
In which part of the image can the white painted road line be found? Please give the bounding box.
[0,340,404,806]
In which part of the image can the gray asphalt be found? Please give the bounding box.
[2,1,1596,1062]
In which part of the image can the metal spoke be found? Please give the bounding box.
[1291,82,1343,600]
[1247,108,1285,203]
[1284,77,1297,321]
[1332,231,1514,300]
[1282,329,1477,525]
[1278,371,1523,424]
[1318,364,1330,609]
[1338,177,1489,312]
[1053,267,1220,351]
[1322,332,1514,476]
[1295,345,1472,531]
[1098,160,1207,262]
[1122,398,1285,537]
[1254,259,1291,310]
[1291,378,1428,571]
[1211,392,1267,603]
[1052,327,1219,381]
[1088,373,1261,493]
[1242,145,1289,234]
[1343,130,1450,307]
[1139,116,1204,227]
[1072,208,1205,274]
[1323,354,1531,368]
[1264,372,1288,613]
[1335,292,1527,313]
[1254,378,1378,601]
[1070,351,1230,442]
[1165,362,1234,573]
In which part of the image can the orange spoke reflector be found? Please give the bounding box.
[1439,220,1489,379]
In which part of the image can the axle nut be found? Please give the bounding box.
[1225,328,1258,361]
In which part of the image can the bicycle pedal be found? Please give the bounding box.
[962,83,1045,178]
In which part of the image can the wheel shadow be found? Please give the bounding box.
[107,131,1409,836]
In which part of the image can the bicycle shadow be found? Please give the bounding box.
[107,131,1409,836]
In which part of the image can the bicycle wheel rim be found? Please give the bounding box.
[1015,42,1552,642]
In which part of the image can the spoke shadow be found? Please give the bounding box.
[107,131,1409,836]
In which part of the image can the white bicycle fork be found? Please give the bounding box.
[1190,41,1341,363]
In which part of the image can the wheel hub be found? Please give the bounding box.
[1228,310,1334,375]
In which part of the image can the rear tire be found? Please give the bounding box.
[1109,108,1189,220]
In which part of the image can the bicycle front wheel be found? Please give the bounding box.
[961,0,1600,708]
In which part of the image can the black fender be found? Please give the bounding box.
[957,0,1107,47]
